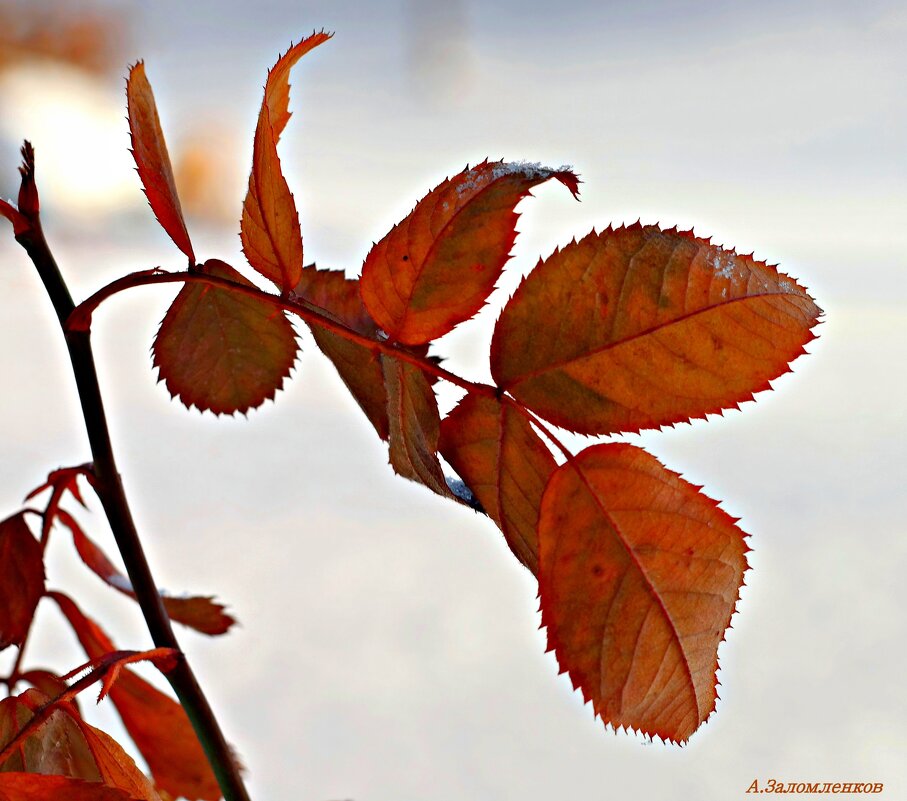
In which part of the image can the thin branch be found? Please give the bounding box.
[10,142,251,801]
[67,267,497,397]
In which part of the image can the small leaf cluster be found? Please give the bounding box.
[0,30,820,800]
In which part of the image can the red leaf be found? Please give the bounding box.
[0,199,28,237]
[152,258,298,415]
[51,595,221,801]
[58,509,235,636]
[0,773,141,801]
[360,160,579,344]
[0,690,160,801]
[0,513,45,650]
[25,464,91,544]
[439,394,556,572]
[240,32,332,291]
[294,264,389,439]
[126,62,195,262]
[537,444,748,743]
[0,143,38,237]
[383,357,453,499]
[492,224,821,435]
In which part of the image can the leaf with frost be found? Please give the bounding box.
[360,160,579,344]
[492,223,821,435]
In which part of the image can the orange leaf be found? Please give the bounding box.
[240,32,332,291]
[383,357,453,499]
[360,160,579,344]
[127,62,195,262]
[0,690,160,801]
[294,264,390,439]
[491,224,821,435]
[439,394,556,573]
[58,509,235,636]
[0,773,141,801]
[538,443,748,743]
[51,595,221,801]
[0,513,44,650]
[153,258,298,415]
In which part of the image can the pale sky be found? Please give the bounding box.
[1,2,905,800]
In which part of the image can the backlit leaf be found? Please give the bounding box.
[0,773,140,801]
[153,258,298,415]
[383,357,453,499]
[58,510,234,636]
[538,443,748,742]
[0,690,160,801]
[492,224,821,434]
[439,394,556,572]
[127,62,195,262]
[361,160,579,344]
[240,32,332,291]
[51,595,221,801]
[294,265,389,439]
[0,513,44,650]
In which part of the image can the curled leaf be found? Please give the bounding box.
[361,160,579,344]
[538,443,748,743]
[152,258,298,415]
[439,394,556,572]
[240,32,332,291]
[127,62,195,262]
[492,224,821,435]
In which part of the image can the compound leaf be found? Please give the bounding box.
[360,160,579,344]
[492,224,821,435]
[538,443,748,743]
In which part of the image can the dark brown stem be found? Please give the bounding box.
[14,222,250,800]
[68,268,497,397]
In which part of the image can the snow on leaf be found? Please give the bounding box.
[126,62,195,262]
[360,159,579,344]
[152,259,298,415]
[491,223,821,435]
[538,443,748,743]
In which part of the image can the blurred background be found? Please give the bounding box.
[1,1,904,799]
